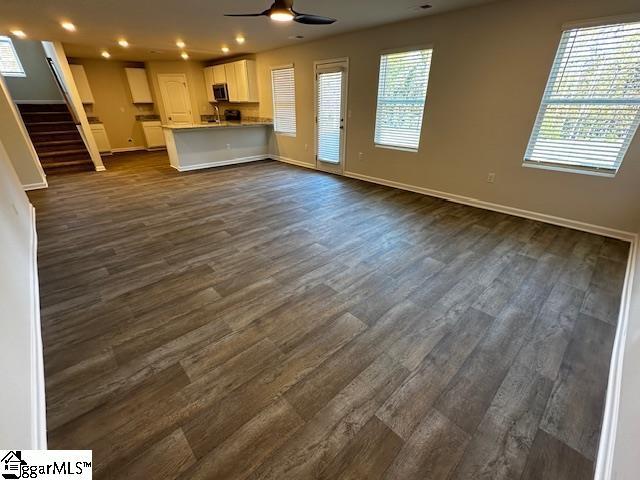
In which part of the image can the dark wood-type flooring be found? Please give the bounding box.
[28,152,629,479]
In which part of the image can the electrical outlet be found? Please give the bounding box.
[358,152,365,161]
[487,172,496,183]
[226,143,231,150]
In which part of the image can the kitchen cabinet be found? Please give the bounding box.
[70,64,94,104]
[142,121,166,148]
[204,65,228,102]
[90,123,111,152]
[227,60,259,103]
[205,60,258,103]
[125,68,153,103]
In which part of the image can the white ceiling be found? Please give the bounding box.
[0,0,497,61]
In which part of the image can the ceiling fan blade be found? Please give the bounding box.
[224,13,268,17]
[293,13,336,25]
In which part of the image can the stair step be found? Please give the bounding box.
[42,159,93,168]
[39,148,88,158]
[34,139,84,147]
[17,103,69,113]
[26,120,75,126]
[21,112,73,123]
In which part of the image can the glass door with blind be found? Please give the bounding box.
[315,59,348,174]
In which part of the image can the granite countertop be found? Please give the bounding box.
[162,121,273,131]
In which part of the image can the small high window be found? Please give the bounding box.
[0,36,25,77]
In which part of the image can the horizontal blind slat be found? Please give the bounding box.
[524,21,640,172]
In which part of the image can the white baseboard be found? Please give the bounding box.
[95,166,106,172]
[271,155,316,170]
[146,147,167,152]
[343,170,636,242]
[23,180,48,191]
[111,146,147,153]
[28,205,47,449]
[173,155,271,172]
[595,235,638,480]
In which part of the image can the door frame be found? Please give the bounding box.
[314,57,349,175]
[157,73,194,125]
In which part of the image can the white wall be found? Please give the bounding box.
[0,74,47,189]
[609,238,640,480]
[0,135,46,449]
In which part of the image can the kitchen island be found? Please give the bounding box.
[163,121,273,172]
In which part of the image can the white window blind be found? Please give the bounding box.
[374,49,433,151]
[316,70,344,164]
[271,66,296,135]
[524,21,640,174]
[0,36,25,77]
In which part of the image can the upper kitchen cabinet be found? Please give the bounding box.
[125,68,153,103]
[204,64,229,102]
[225,60,259,103]
[70,64,94,104]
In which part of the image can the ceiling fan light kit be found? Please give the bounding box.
[225,0,336,25]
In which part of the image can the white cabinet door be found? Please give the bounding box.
[234,61,249,102]
[90,124,111,152]
[70,64,94,104]
[203,67,215,102]
[142,122,166,148]
[213,64,226,85]
[225,63,239,102]
[125,68,153,103]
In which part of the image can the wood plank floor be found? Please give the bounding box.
[28,151,629,479]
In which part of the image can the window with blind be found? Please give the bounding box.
[271,66,296,136]
[374,48,433,151]
[0,36,25,77]
[524,21,640,174]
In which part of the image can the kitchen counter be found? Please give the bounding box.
[163,121,273,172]
[162,121,273,131]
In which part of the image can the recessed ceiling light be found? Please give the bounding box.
[176,40,186,48]
[11,30,26,38]
[61,22,76,32]
[118,39,129,48]
[101,50,111,59]
[181,51,189,60]
[235,35,245,45]
[221,46,230,54]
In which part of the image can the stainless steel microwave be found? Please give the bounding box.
[213,83,228,101]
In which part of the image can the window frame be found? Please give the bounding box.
[0,36,26,78]
[373,44,434,153]
[270,64,297,137]
[522,18,640,177]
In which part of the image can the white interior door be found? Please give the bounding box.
[315,59,348,174]
[158,74,193,125]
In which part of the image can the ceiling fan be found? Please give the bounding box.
[225,0,336,25]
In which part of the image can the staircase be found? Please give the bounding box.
[17,103,95,174]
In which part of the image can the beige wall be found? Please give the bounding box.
[255,0,640,233]
[70,58,154,150]
[4,39,61,102]
[146,60,215,124]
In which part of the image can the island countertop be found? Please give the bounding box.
[162,121,273,131]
